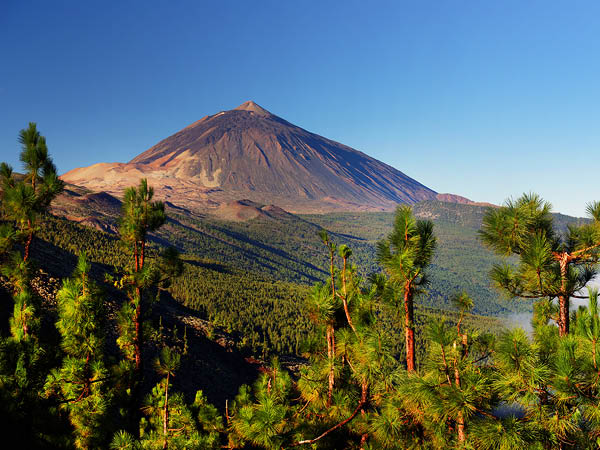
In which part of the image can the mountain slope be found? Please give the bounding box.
[62,101,438,212]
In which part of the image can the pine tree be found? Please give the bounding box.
[230,358,297,450]
[573,287,600,370]
[118,178,166,375]
[480,193,600,336]
[1,123,64,262]
[1,254,39,339]
[338,244,356,333]
[112,383,223,450]
[318,229,338,406]
[44,253,111,449]
[0,224,62,448]
[0,124,68,446]
[154,347,180,449]
[112,178,182,436]
[377,205,436,372]
[392,315,498,449]
[290,243,394,449]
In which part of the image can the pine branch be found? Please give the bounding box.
[288,382,368,447]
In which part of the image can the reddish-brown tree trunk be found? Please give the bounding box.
[130,295,143,438]
[23,219,33,262]
[457,412,466,443]
[404,287,415,372]
[21,301,29,337]
[558,295,569,336]
[453,342,465,443]
[134,242,139,272]
[327,322,335,406]
[558,253,570,336]
[360,433,369,449]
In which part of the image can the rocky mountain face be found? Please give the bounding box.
[62,101,441,213]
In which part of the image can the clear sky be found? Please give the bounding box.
[1,1,598,216]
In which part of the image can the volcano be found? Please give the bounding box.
[62,101,439,212]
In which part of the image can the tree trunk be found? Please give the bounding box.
[326,323,334,407]
[163,373,169,449]
[131,291,143,437]
[341,257,356,333]
[23,220,33,262]
[558,295,569,336]
[440,346,452,385]
[457,313,469,357]
[359,433,369,449]
[134,241,139,272]
[558,253,570,336]
[21,300,29,337]
[404,287,415,372]
[457,412,466,444]
[453,342,465,443]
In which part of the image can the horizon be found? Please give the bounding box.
[1,1,598,217]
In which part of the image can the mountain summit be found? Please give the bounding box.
[232,100,273,116]
[62,102,438,212]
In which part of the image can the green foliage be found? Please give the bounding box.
[120,179,166,265]
[377,205,437,371]
[231,358,297,449]
[303,204,534,315]
[1,122,64,261]
[44,253,112,449]
[480,193,600,335]
[111,353,223,449]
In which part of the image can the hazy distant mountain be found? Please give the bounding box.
[62,101,476,213]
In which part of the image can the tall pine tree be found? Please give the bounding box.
[45,253,112,449]
[376,205,436,372]
[480,193,600,336]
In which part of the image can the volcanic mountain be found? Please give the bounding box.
[62,101,440,213]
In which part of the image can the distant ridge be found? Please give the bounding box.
[62,101,477,213]
[435,193,495,208]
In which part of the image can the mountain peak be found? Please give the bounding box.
[63,102,438,213]
[233,101,272,116]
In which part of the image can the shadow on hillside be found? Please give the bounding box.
[150,290,260,410]
[182,258,232,274]
[167,216,324,283]
[31,233,260,412]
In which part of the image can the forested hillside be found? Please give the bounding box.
[37,212,501,359]
[53,186,555,317]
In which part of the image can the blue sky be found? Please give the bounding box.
[1,1,598,216]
